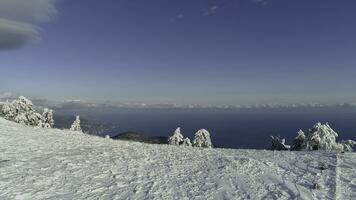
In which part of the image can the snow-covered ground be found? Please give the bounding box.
[0,118,355,200]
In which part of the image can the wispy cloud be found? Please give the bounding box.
[251,0,268,6]
[171,13,184,22]
[0,0,57,50]
[176,14,184,19]
[203,5,219,16]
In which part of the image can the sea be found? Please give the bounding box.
[59,105,356,149]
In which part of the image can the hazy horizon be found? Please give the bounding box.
[3,91,356,108]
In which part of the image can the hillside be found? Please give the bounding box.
[111,131,168,144]
[0,117,355,199]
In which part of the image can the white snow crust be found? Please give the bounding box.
[0,117,355,200]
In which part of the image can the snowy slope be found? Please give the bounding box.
[0,118,355,200]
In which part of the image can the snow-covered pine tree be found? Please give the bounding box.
[271,136,290,151]
[70,116,82,132]
[193,129,213,148]
[306,123,339,151]
[1,96,54,128]
[42,108,54,128]
[168,127,184,145]
[182,137,192,147]
[290,130,306,151]
[288,123,355,152]
[2,96,40,126]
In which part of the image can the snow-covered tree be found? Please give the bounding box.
[168,127,184,145]
[182,137,192,147]
[1,96,54,128]
[1,96,33,121]
[42,108,54,128]
[271,136,290,151]
[4,96,35,121]
[306,123,339,151]
[2,97,31,120]
[290,130,306,151]
[288,122,356,152]
[193,129,213,148]
[70,116,82,132]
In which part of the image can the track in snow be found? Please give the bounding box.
[335,153,356,200]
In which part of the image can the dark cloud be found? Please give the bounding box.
[0,19,38,49]
[0,0,57,50]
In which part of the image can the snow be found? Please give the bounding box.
[0,117,355,199]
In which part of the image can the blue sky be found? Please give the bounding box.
[1,0,356,105]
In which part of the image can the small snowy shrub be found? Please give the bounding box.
[193,129,213,148]
[182,137,192,147]
[168,127,184,145]
[70,116,82,132]
[291,130,306,151]
[337,140,356,152]
[271,136,290,151]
